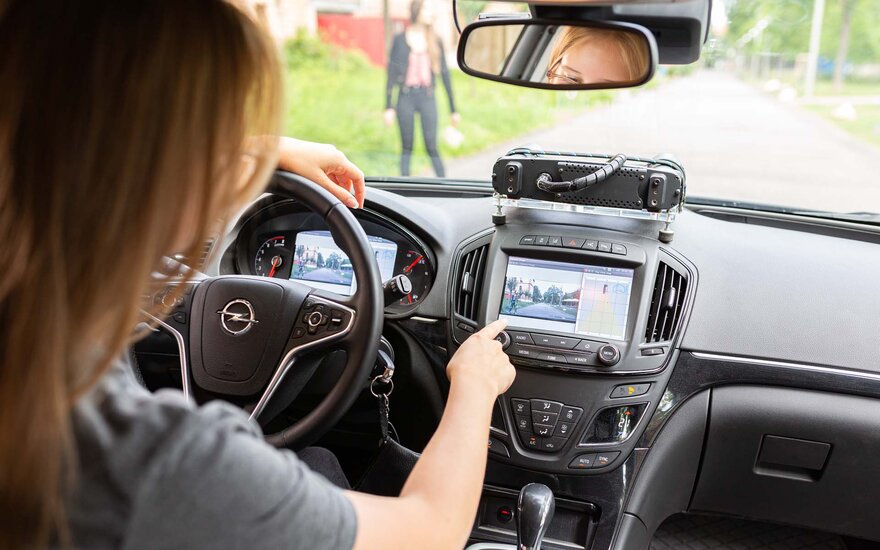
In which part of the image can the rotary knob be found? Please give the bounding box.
[597,344,621,366]
[494,330,512,350]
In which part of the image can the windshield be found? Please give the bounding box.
[266,0,880,215]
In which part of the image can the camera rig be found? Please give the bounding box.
[491,149,686,213]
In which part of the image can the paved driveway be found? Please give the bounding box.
[448,70,880,213]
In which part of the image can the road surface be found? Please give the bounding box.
[514,303,576,321]
[448,70,880,213]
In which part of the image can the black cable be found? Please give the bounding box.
[536,153,628,193]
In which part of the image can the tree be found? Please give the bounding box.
[532,285,542,303]
[833,0,857,92]
[316,252,324,268]
[506,277,518,296]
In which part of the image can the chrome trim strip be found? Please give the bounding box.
[248,295,356,422]
[142,311,192,398]
[409,315,439,323]
[690,352,880,382]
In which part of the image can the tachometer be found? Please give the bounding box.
[398,250,432,306]
[254,236,291,278]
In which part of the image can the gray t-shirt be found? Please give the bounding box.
[68,359,357,549]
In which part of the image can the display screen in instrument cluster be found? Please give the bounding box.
[291,230,397,295]
[499,257,634,341]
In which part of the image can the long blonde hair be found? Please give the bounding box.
[0,1,282,547]
[548,26,649,82]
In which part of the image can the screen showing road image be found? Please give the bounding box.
[499,257,634,340]
[291,230,397,295]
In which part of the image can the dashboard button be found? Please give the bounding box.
[494,331,511,349]
[537,352,567,364]
[565,353,593,366]
[541,437,567,452]
[611,243,627,255]
[510,345,536,358]
[562,237,586,248]
[531,411,558,426]
[583,240,598,250]
[514,415,531,432]
[598,344,621,366]
[555,421,574,437]
[597,241,613,253]
[508,331,534,345]
[533,423,554,437]
[523,434,541,449]
[520,235,537,245]
[511,399,530,415]
[533,334,579,349]
[569,453,597,469]
[560,406,583,423]
[488,436,510,458]
[595,451,621,467]
[547,236,562,247]
[534,235,549,246]
[610,383,651,399]
[530,399,562,413]
[574,340,603,353]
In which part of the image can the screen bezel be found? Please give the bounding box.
[498,255,635,341]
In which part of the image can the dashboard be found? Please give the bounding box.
[226,199,436,315]
[202,183,880,550]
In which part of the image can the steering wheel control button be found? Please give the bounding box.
[611,243,627,255]
[306,310,324,327]
[562,237,585,249]
[511,398,530,415]
[494,331,511,349]
[560,406,583,423]
[582,240,598,251]
[597,241,613,253]
[610,383,651,399]
[508,331,534,345]
[597,344,621,366]
[531,411,558,426]
[595,451,621,467]
[519,235,537,245]
[569,453,597,470]
[487,436,510,458]
[292,327,305,339]
[530,399,562,414]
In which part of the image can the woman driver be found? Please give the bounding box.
[545,26,649,85]
[0,1,515,548]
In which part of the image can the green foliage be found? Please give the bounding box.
[282,33,614,177]
[724,0,880,63]
[807,104,880,146]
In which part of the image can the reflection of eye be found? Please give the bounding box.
[545,70,582,85]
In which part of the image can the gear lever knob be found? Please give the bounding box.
[516,483,555,550]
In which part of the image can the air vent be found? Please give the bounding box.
[454,244,489,322]
[644,261,688,343]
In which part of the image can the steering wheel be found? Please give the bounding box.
[153,171,383,449]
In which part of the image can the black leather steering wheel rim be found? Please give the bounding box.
[260,170,384,448]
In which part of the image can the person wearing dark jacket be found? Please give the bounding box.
[384,0,459,177]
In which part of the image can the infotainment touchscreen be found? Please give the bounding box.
[291,230,397,295]
[499,257,634,340]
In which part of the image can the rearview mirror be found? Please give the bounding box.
[457,19,657,90]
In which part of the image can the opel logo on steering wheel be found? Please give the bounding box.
[217,299,259,336]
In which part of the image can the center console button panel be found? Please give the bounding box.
[503,331,618,370]
[519,234,630,256]
[512,398,580,453]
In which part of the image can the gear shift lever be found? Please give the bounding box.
[516,483,555,550]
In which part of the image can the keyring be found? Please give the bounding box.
[370,376,394,398]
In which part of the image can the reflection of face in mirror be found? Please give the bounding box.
[545,27,649,85]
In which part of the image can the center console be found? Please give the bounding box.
[452,220,695,549]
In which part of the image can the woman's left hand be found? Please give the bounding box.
[277,137,365,208]
[451,112,461,127]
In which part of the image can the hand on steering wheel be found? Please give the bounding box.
[278,138,365,209]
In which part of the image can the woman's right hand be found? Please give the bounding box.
[383,108,396,127]
[446,320,516,398]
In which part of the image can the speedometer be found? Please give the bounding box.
[254,236,291,278]
[398,249,432,306]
